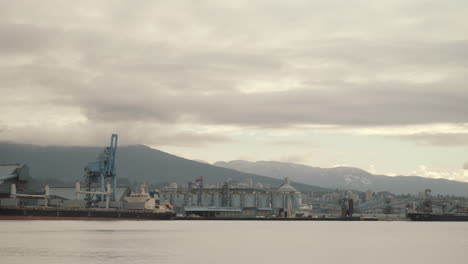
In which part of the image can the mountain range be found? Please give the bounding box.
[1,141,466,196]
[214,160,468,196]
[0,142,327,192]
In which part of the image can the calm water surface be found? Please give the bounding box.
[0,221,467,264]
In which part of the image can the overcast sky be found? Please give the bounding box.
[0,0,467,181]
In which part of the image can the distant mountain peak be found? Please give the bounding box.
[214,159,468,196]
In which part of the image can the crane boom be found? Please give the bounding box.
[84,134,118,205]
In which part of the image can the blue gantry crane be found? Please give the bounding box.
[84,134,118,204]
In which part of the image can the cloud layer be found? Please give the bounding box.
[1,1,468,147]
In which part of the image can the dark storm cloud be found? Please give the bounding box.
[1,1,468,146]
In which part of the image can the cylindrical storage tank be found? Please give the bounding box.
[212,192,222,207]
[174,194,185,207]
[191,194,199,206]
[257,193,270,208]
[201,193,212,206]
[285,194,291,209]
[272,193,284,209]
[243,193,256,208]
[295,194,302,208]
[185,194,193,206]
[231,193,241,207]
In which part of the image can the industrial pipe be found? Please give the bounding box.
[0,174,18,184]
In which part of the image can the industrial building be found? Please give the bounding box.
[48,186,130,202]
[160,177,303,218]
[0,164,40,197]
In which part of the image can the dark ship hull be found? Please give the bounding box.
[0,207,175,220]
[407,212,468,221]
[174,216,372,221]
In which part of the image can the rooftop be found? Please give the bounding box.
[277,177,298,193]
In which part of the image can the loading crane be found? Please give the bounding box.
[84,134,118,205]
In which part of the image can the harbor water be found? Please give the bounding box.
[0,221,467,264]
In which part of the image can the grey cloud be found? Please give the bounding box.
[0,23,61,54]
[0,122,230,147]
[3,55,468,128]
[118,129,232,147]
[1,1,468,145]
[464,161,468,170]
[300,40,468,71]
[396,133,468,146]
[278,153,313,164]
[268,140,318,147]
[76,83,468,127]
[150,133,232,147]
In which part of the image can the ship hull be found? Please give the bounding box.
[174,216,372,221]
[406,212,468,221]
[0,207,175,221]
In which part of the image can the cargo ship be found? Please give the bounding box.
[406,212,468,221]
[406,189,468,221]
[0,207,175,220]
[0,183,176,221]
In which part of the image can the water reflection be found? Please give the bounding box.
[0,221,467,264]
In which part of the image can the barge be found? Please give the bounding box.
[406,212,468,221]
[0,207,175,220]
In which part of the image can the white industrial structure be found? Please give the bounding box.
[160,177,303,218]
